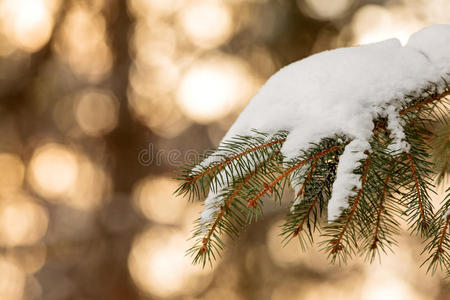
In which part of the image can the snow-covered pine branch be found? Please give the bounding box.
[176,25,450,273]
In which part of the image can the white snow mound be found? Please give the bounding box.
[200,24,450,224]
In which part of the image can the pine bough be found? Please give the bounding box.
[175,25,450,278]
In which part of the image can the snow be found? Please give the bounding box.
[199,24,450,225]
[328,139,370,220]
[385,104,410,153]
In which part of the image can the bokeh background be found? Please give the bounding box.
[0,0,449,299]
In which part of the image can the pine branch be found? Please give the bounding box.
[292,159,319,234]
[400,87,449,115]
[322,154,371,264]
[187,149,284,266]
[282,158,337,250]
[431,120,450,184]
[295,159,318,199]
[407,153,428,229]
[359,153,402,262]
[421,187,450,275]
[175,130,287,200]
[178,76,450,275]
[396,126,435,235]
[246,143,346,208]
[370,174,390,250]
[195,171,255,264]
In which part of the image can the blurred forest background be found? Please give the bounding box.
[0,0,449,299]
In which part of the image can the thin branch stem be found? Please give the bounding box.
[371,174,390,249]
[199,170,256,253]
[435,216,449,259]
[296,159,318,198]
[188,138,286,182]
[293,197,318,237]
[407,153,427,229]
[199,152,279,253]
[293,165,332,237]
[247,144,345,207]
[400,89,449,115]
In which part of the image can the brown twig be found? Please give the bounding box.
[434,215,449,258]
[247,144,346,207]
[199,170,256,253]
[295,159,318,199]
[371,174,390,249]
[400,89,449,115]
[406,153,427,229]
[189,138,285,183]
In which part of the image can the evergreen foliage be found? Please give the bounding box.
[176,79,450,277]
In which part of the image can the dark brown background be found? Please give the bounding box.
[0,0,448,299]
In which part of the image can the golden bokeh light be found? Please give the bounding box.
[350,4,424,46]
[128,227,211,298]
[128,14,190,138]
[132,22,177,66]
[74,89,119,137]
[66,155,111,210]
[0,193,48,247]
[362,268,422,300]
[423,0,450,24]
[298,0,354,20]
[132,176,186,225]
[53,4,112,82]
[28,143,78,199]
[130,57,180,98]
[300,282,362,300]
[0,257,26,300]
[0,0,55,52]
[52,96,77,134]
[6,244,47,275]
[128,90,190,138]
[0,153,25,193]
[0,0,448,298]
[129,0,182,19]
[178,0,233,48]
[176,55,254,124]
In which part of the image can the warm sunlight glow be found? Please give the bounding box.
[176,56,253,123]
[75,89,119,137]
[8,244,47,275]
[299,0,354,20]
[0,0,54,51]
[128,89,189,138]
[0,194,48,247]
[351,5,424,46]
[132,23,177,66]
[53,5,112,82]
[0,257,25,300]
[129,0,181,18]
[178,0,233,48]
[28,143,78,199]
[132,176,186,224]
[66,155,110,210]
[128,227,211,298]
[362,271,421,300]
